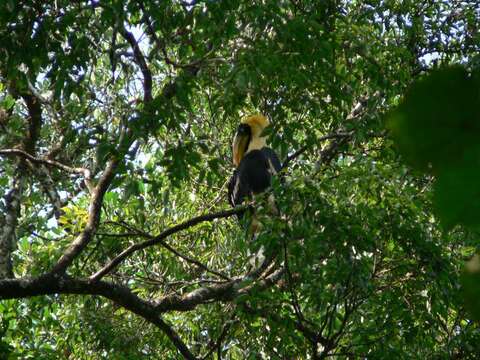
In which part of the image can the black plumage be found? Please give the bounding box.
[228,115,281,209]
[228,148,281,207]
[228,115,281,269]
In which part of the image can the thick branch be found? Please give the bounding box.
[155,267,284,313]
[0,275,197,359]
[49,158,120,275]
[26,78,51,104]
[0,269,283,357]
[0,175,25,278]
[0,90,43,278]
[21,93,43,153]
[90,206,246,281]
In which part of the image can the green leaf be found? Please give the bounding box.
[1,94,15,110]
[434,158,480,229]
[388,66,480,172]
[462,254,480,321]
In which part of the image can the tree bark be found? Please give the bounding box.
[0,169,24,278]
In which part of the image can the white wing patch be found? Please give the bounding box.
[232,176,241,204]
[267,158,277,175]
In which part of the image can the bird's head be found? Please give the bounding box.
[232,114,269,167]
[241,114,269,137]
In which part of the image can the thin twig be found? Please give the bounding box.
[281,132,352,170]
[90,206,246,282]
[155,236,232,281]
[0,148,91,179]
[201,315,237,360]
[140,2,210,71]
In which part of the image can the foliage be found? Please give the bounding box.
[389,66,480,229]
[0,0,479,358]
[389,65,480,326]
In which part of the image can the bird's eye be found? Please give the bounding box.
[238,124,250,134]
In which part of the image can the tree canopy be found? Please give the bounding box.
[0,0,479,358]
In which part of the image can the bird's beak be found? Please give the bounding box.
[232,130,250,166]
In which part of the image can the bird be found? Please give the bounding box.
[227,114,282,268]
[228,114,282,213]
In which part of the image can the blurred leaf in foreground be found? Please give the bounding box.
[389,66,480,229]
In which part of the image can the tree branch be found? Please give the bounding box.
[99,226,231,280]
[0,267,284,357]
[151,235,232,281]
[281,132,352,170]
[120,27,152,103]
[0,148,92,179]
[155,267,284,313]
[140,1,209,72]
[30,164,64,219]
[240,299,320,346]
[0,90,43,278]
[90,206,246,282]
[201,315,236,360]
[0,174,25,278]
[0,275,197,359]
[281,94,383,171]
[21,93,43,154]
[49,158,120,275]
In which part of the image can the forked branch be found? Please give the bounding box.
[90,206,246,282]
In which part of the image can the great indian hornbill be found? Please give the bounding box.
[228,115,282,211]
